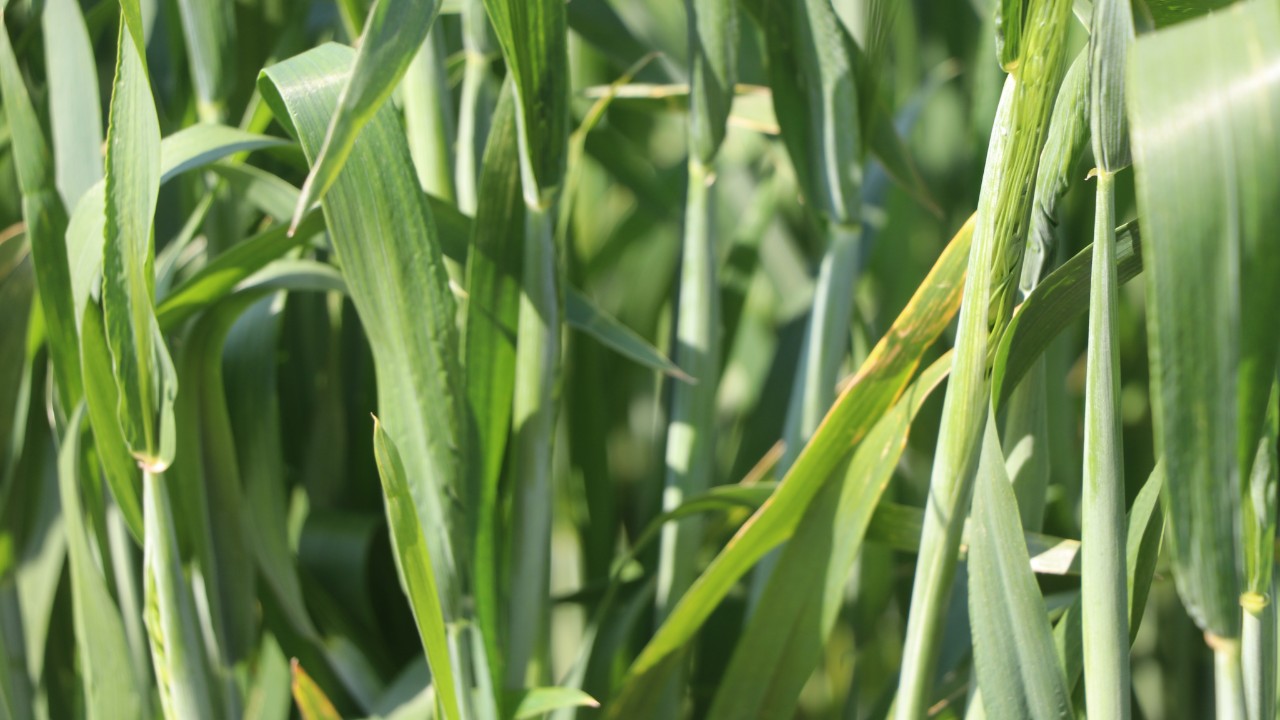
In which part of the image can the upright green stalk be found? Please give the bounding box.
[482,0,570,692]
[506,202,560,688]
[1082,0,1132,714]
[403,28,456,202]
[1243,385,1277,720]
[1242,587,1276,720]
[143,469,217,720]
[894,0,1070,713]
[895,78,1017,720]
[655,0,736,624]
[654,1,735,711]
[1081,170,1130,720]
[656,156,719,623]
[786,223,861,459]
[748,0,864,612]
[456,0,498,215]
[1212,636,1247,719]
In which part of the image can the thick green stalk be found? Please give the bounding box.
[403,29,456,202]
[656,157,719,622]
[1212,636,1247,720]
[506,202,560,689]
[456,0,497,215]
[143,470,217,720]
[1242,589,1275,720]
[1081,170,1129,720]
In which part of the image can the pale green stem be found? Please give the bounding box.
[403,28,456,203]
[1242,589,1275,720]
[455,0,497,216]
[143,470,218,720]
[505,203,560,690]
[1081,170,1130,720]
[653,156,719,718]
[657,157,719,622]
[1212,635,1247,720]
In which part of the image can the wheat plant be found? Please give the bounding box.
[0,0,1278,718]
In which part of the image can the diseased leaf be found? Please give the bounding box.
[608,214,974,719]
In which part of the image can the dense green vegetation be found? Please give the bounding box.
[0,0,1278,717]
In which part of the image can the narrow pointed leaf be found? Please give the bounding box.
[102,15,175,468]
[372,419,463,720]
[968,416,1073,720]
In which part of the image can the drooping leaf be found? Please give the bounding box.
[290,0,444,229]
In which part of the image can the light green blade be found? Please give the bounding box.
[461,81,520,691]
[260,40,480,713]
[1128,0,1280,639]
[508,687,599,719]
[993,222,1143,411]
